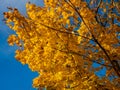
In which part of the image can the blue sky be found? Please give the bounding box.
[0,0,43,90]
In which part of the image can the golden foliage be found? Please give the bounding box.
[4,0,120,90]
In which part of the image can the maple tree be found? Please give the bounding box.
[4,0,120,90]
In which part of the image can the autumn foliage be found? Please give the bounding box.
[4,0,120,90]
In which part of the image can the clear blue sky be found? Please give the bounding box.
[0,0,43,90]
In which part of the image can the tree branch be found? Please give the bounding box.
[66,0,120,77]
